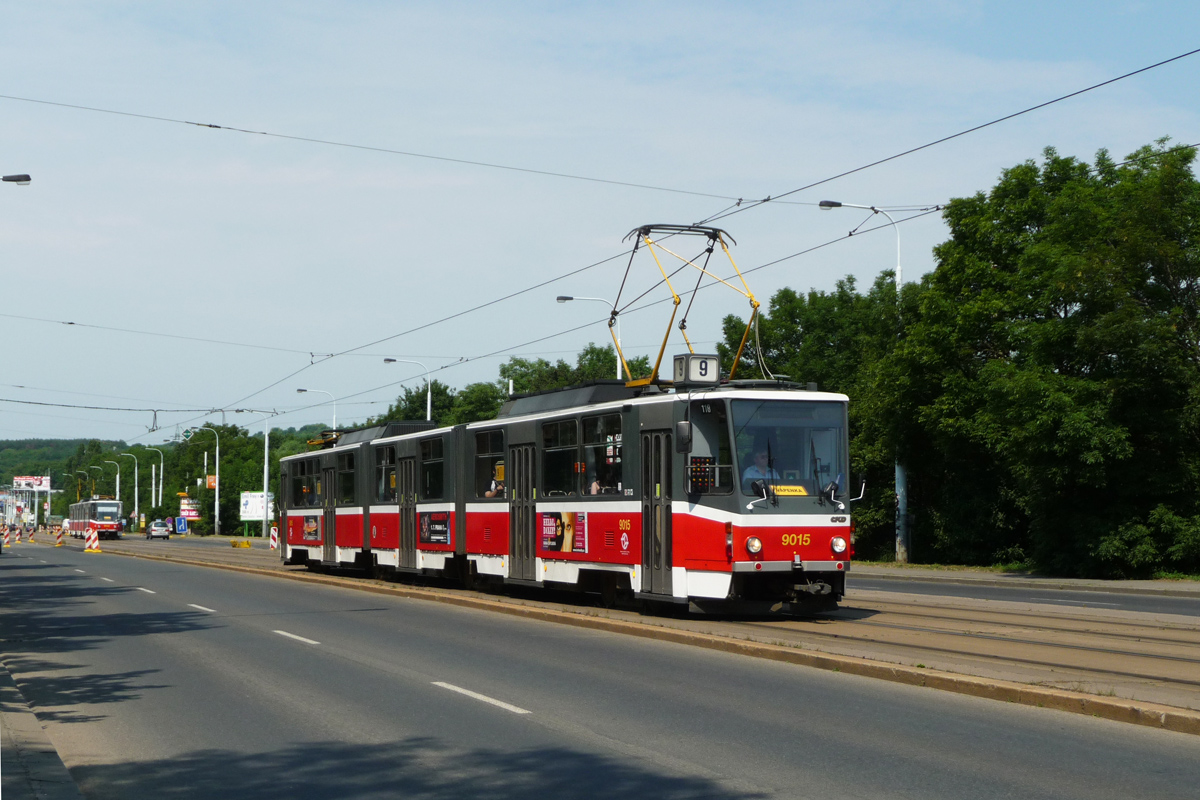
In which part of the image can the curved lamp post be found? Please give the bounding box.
[88,466,103,497]
[146,447,165,508]
[296,388,337,431]
[103,460,120,501]
[191,427,220,535]
[119,453,139,529]
[820,199,907,562]
[382,359,431,420]
[557,296,622,379]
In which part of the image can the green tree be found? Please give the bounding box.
[894,140,1200,575]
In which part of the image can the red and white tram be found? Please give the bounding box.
[67,498,124,540]
[279,356,855,612]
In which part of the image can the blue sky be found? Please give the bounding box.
[2,1,1198,442]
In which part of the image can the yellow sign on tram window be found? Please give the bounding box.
[773,484,809,496]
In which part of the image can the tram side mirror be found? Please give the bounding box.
[751,479,769,499]
[675,420,692,454]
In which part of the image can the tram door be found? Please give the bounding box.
[641,431,673,595]
[322,465,337,563]
[399,457,416,569]
[508,444,536,581]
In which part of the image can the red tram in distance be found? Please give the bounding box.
[67,498,123,540]
[279,354,857,612]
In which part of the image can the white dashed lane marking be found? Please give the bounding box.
[432,682,530,715]
[274,630,319,645]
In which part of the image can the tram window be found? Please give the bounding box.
[582,414,622,496]
[541,419,578,496]
[292,459,319,507]
[475,430,505,499]
[420,437,444,500]
[336,453,357,505]
[375,446,397,503]
[686,400,733,495]
[732,400,847,497]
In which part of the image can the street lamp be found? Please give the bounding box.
[819,199,908,563]
[236,408,279,540]
[557,296,623,379]
[88,466,103,497]
[3,174,31,186]
[146,447,165,508]
[296,388,337,431]
[103,460,121,502]
[190,427,220,535]
[74,471,89,502]
[381,360,431,421]
[120,453,139,529]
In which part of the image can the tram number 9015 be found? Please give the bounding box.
[781,533,811,547]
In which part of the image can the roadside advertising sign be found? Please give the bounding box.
[239,491,275,521]
[14,476,51,490]
[179,498,201,520]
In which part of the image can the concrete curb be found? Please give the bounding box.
[850,568,1200,599]
[78,543,1200,738]
[0,659,85,800]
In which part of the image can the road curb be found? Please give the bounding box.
[0,658,85,800]
[59,544,1200,737]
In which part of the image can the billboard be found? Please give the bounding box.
[14,476,51,490]
[239,491,276,521]
[179,498,201,520]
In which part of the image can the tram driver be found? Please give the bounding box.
[741,436,781,488]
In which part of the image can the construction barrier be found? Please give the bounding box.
[269,526,278,550]
[2,528,9,548]
[16,528,22,545]
[84,528,101,553]
[55,527,63,547]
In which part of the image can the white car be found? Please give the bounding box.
[146,520,171,540]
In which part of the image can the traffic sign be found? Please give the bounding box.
[182,429,194,441]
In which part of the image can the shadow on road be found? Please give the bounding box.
[71,737,767,800]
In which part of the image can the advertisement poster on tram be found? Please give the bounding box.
[540,511,587,553]
[418,511,450,545]
[302,516,320,541]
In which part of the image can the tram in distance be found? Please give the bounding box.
[67,498,124,540]
[279,353,858,612]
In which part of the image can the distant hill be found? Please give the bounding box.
[0,439,125,486]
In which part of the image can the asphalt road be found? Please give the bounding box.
[3,546,1199,800]
[848,575,1200,616]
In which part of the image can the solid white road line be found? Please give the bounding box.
[136,587,156,594]
[432,682,531,715]
[188,604,217,613]
[274,630,320,645]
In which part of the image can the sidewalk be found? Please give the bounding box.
[850,562,1200,598]
[0,660,84,800]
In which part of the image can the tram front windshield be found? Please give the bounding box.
[95,503,120,521]
[731,399,847,497]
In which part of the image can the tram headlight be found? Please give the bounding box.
[745,536,763,555]
[831,536,848,554]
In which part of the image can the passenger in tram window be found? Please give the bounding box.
[588,463,617,495]
[485,463,505,498]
